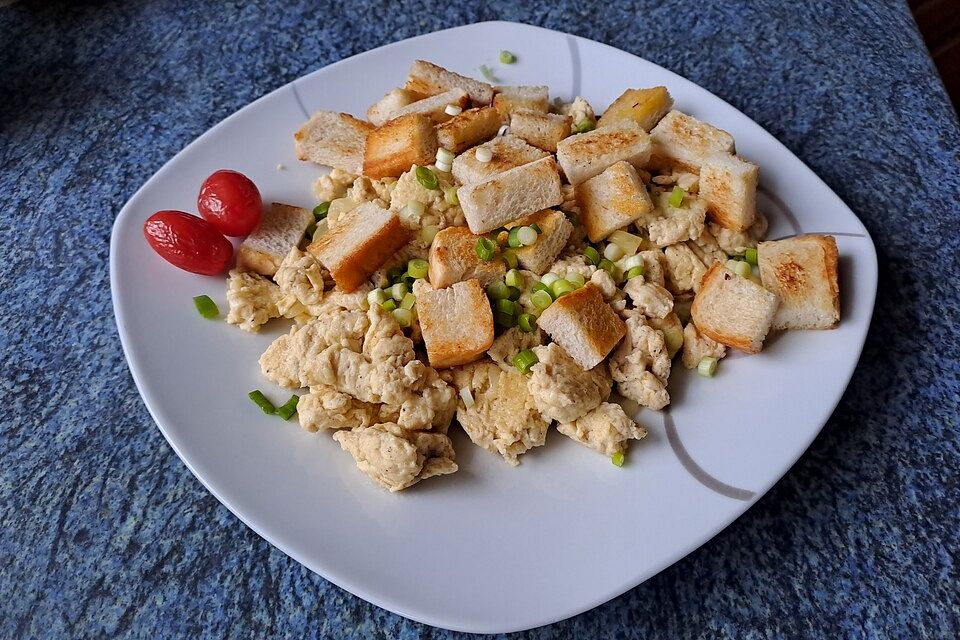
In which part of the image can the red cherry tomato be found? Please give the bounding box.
[197,169,262,236]
[143,210,233,275]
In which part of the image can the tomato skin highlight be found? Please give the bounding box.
[143,210,233,275]
[197,169,262,236]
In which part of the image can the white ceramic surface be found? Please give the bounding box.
[110,21,878,634]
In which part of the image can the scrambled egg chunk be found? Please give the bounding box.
[681,322,727,369]
[333,423,457,492]
[313,168,356,201]
[558,402,647,456]
[623,278,674,319]
[487,327,544,372]
[274,248,326,321]
[390,165,465,237]
[708,212,768,254]
[663,243,707,294]
[609,313,671,410]
[226,269,281,333]
[297,385,386,432]
[528,343,612,423]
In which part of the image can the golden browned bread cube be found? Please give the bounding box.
[362,114,438,179]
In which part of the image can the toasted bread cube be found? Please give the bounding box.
[366,88,421,126]
[537,283,626,370]
[458,156,563,234]
[699,153,759,232]
[362,114,438,179]
[390,88,470,124]
[598,87,674,132]
[649,110,735,173]
[576,161,655,242]
[451,134,549,185]
[405,60,494,105]
[511,209,574,274]
[493,85,549,119]
[556,121,652,185]
[428,226,507,288]
[307,202,410,292]
[758,235,840,330]
[691,262,779,353]
[436,106,502,154]
[509,110,572,152]
[647,190,708,247]
[294,111,373,174]
[237,203,313,277]
[416,279,494,368]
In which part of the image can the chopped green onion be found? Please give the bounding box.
[531,282,551,295]
[400,292,417,310]
[505,269,523,288]
[745,247,759,266]
[495,299,519,327]
[598,258,617,274]
[459,386,475,408]
[583,246,601,266]
[669,186,685,208]
[728,259,753,279]
[603,243,624,261]
[507,227,522,248]
[502,249,518,270]
[193,295,219,319]
[499,50,517,64]
[517,226,538,246]
[623,254,645,270]
[313,201,330,220]
[380,298,397,312]
[490,227,508,244]
[476,237,496,261]
[479,64,497,82]
[387,265,405,283]
[507,286,522,301]
[275,395,300,420]
[611,451,625,467]
[399,272,417,288]
[697,356,718,378]
[421,224,440,245]
[401,200,426,222]
[664,329,684,355]
[311,219,328,239]
[367,289,387,306]
[529,223,542,234]
[513,349,539,374]
[574,119,595,133]
[392,308,413,327]
[444,186,459,205]
[566,272,586,287]
[248,390,276,415]
[436,148,455,164]
[518,313,537,333]
[487,280,511,300]
[626,266,645,280]
[495,312,516,327]
[531,289,554,310]
[391,282,409,301]
[407,258,429,279]
[415,166,439,190]
[566,212,580,226]
[540,272,561,287]
[551,279,576,298]
[496,298,519,316]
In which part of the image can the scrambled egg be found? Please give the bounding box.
[528,343,612,423]
[623,278,674,319]
[609,312,671,410]
[487,327,544,372]
[663,243,707,294]
[225,269,282,333]
[313,168,356,201]
[681,322,727,369]
[274,248,326,322]
[390,165,465,237]
[557,402,647,456]
[708,212,768,254]
[297,385,385,432]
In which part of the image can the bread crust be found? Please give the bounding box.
[363,114,438,179]
[537,283,627,370]
[758,235,840,330]
[418,279,494,368]
[691,263,778,353]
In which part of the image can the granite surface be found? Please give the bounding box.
[1,0,959,637]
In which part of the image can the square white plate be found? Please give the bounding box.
[110,21,877,634]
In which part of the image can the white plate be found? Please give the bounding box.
[110,21,878,634]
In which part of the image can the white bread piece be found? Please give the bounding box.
[390,88,470,124]
[404,60,494,106]
[555,121,652,185]
[511,209,574,274]
[509,110,572,152]
[576,160,655,242]
[537,283,627,370]
[362,113,438,179]
[597,86,674,132]
[698,153,759,232]
[307,201,410,292]
[237,203,313,277]
[450,134,549,185]
[428,226,506,288]
[416,279,494,368]
[493,85,549,119]
[649,110,735,173]
[436,106,502,154]
[691,262,779,353]
[366,88,421,126]
[458,156,563,234]
[294,111,373,174]
[758,235,840,330]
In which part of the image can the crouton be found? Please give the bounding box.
[647,190,708,247]
[555,121,652,185]
[758,235,840,330]
[691,262,779,353]
[237,202,313,277]
[416,279,494,368]
[649,110,735,173]
[390,88,470,123]
[458,156,563,234]
[428,226,507,288]
[451,134,549,185]
[537,283,627,370]
[405,60,494,106]
[663,243,707,294]
[576,160,655,242]
[307,202,410,292]
[366,88,422,126]
[699,153,759,231]
[362,114,438,179]
[598,86,674,132]
[493,85,549,119]
[510,209,574,274]
[436,106,502,154]
[509,110,572,152]
[294,111,373,174]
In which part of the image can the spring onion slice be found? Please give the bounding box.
[697,356,718,378]
[505,269,523,288]
[444,104,462,116]
[530,289,553,310]
[381,299,397,312]
[475,146,493,163]
[603,243,624,261]
[669,186,685,207]
[248,390,276,415]
[518,313,537,333]
[392,308,413,327]
[193,295,219,319]
[566,272,586,287]
[507,227,522,248]
[495,298,518,316]
[476,237,496,261]
[502,249,518,270]
[367,289,387,306]
[513,349,539,374]
[551,279,576,297]
[583,246,601,266]
[529,223,542,234]
[611,451,625,467]
[275,395,300,420]
[487,280,511,300]
[390,282,409,301]
[626,266,645,280]
[400,292,417,310]
[387,265,405,283]
[507,286,522,301]
[540,272,560,287]
[407,259,429,279]
[574,119,595,133]
[421,224,440,246]
[436,148,455,164]
[415,166,439,190]
[313,201,330,220]
[444,186,459,205]
[499,50,517,64]
[459,386,475,408]
[623,254,645,270]
[745,247,759,266]
[479,64,497,82]
[517,226,538,246]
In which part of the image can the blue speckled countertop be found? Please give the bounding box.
[2,0,959,637]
